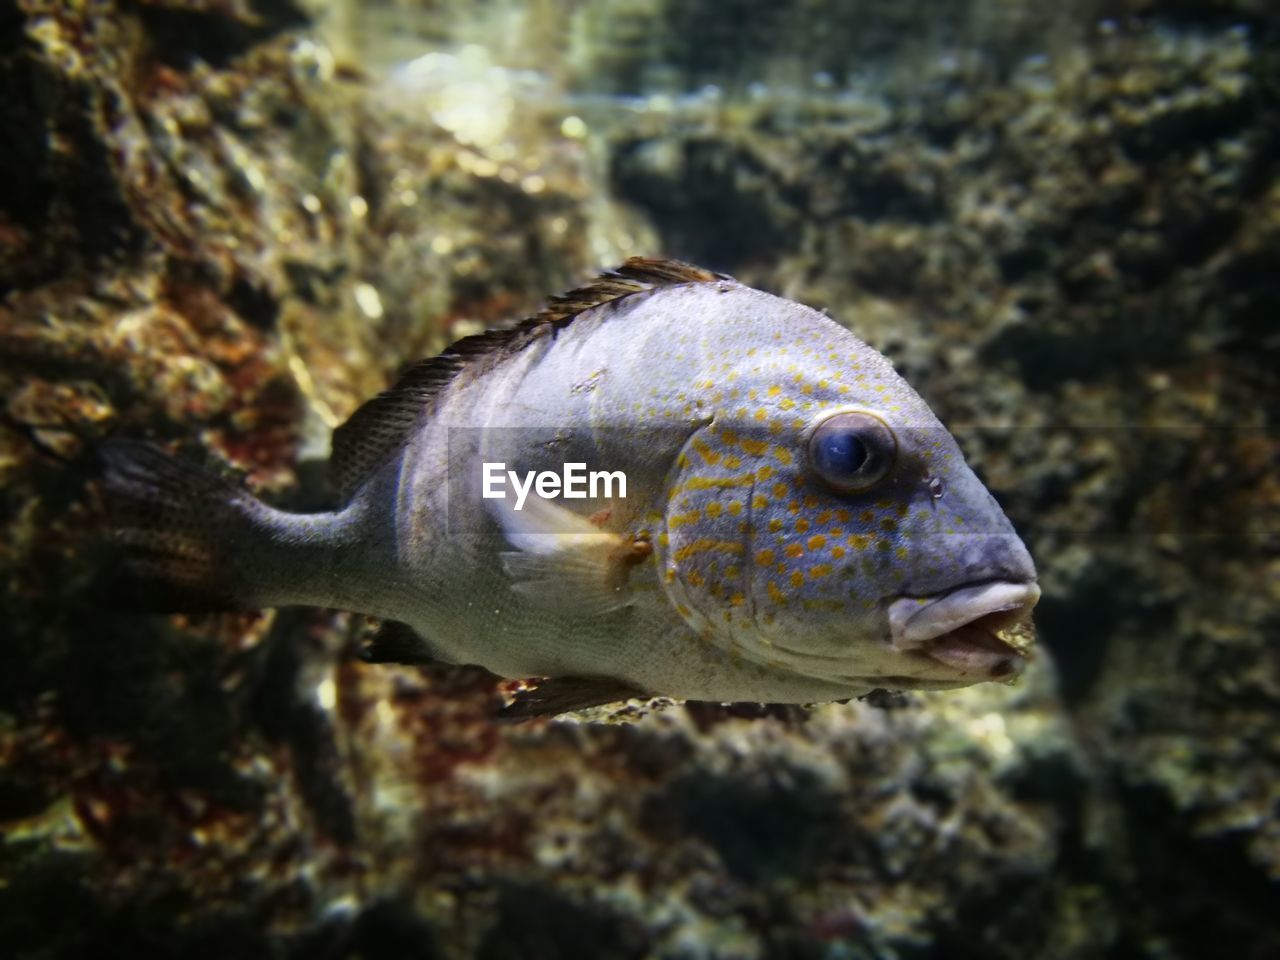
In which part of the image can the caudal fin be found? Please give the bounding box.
[100,440,266,611]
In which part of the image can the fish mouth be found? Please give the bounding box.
[886,580,1041,681]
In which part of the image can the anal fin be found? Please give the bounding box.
[361,620,441,665]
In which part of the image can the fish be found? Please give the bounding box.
[102,257,1040,717]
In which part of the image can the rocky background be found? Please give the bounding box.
[0,0,1276,958]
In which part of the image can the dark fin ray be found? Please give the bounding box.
[360,620,440,665]
[99,439,260,612]
[497,675,647,721]
[330,257,724,501]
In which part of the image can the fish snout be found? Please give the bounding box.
[887,580,1041,681]
[969,530,1038,589]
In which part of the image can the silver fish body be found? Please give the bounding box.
[105,259,1039,712]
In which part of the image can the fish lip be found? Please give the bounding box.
[887,580,1041,679]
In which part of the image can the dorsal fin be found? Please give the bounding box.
[330,257,725,501]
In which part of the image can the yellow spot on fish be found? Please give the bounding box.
[720,428,739,445]
[687,475,754,491]
[756,548,776,565]
[707,502,723,518]
[832,545,846,559]
[773,447,793,465]
[673,538,745,561]
[790,571,804,589]
[784,543,803,559]
[779,398,796,411]
[752,495,768,510]
[767,385,782,397]
[728,501,743,516]
[772,482,789,499]
[693,438,720,464]
[807,534,826,550]
[767,581,787,605]
[850,534,869,550]
[741,438,768,457]
[730,593,745,606]
[808,564,833,579]
[756,464,775,480]
[795,518,811,533]
[768,518,783,533]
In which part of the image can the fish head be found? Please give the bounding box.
[654,322,1039,693]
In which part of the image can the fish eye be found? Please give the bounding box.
[806,411,897,494]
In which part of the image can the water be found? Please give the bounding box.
[0,1,1276,958]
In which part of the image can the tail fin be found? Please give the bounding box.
[100,440,267,612]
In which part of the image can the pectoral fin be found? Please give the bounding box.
[492,494,652,618]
